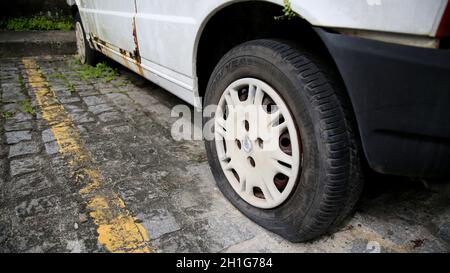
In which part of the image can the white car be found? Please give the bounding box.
[68,0,450,242]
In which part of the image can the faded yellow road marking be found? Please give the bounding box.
[22,58,151,253]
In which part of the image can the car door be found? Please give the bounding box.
[78,0,136,53]
[133,0,225,106]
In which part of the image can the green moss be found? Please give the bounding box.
[113,80,129,88]
[2,111,14,119]
[73,58,82,66]
[67,82,76,93]
[1,16,74,31]
[20,99,36,116]
[49,70,76,93]
[18,76,25,88]
[67,56,122,85]
[49,71,65,80]
[77,62,119,83]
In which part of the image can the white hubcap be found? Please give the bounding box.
[215,78,301,209]
[243,136,252,153]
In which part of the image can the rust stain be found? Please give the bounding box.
[91,35,106,49]
[90,34,107,55]
[89,21,144,77]
[118,48,130,70]
[131,17,141,63]
[131,16,144,76]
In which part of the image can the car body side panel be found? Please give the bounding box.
[132,0,446,106]
[133,0,285,108]
[290,0,447,37]
[72,0,447,107]
[76,0,136,53]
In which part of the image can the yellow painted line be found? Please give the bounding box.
[22,58,151,253]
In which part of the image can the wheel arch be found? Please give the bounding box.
[67,0,78,17]
[193,1,331,102]
[193,0,366,169]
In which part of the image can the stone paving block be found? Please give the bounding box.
[5,131,32,144]
[128,90,160,106]
[41,129,55,143]
[172,190,201,209]
[10,112,33,122]
[88,104,114,115]
[108,125,132,134]
[4,121,33,131]
[53,89,73,97]
[438,223,450,244]
[44,141,59,155]
[92,82,116,90]
[77,125,88,136]
[59,96,81,104]
[0,71,18,79]
[88,141,123,162]
[128,91,171,118]
[11,173,52,198]
[10,156,42,177]
[64,104,84,113]
[66,76,84,83]
[66,240,87,253]
[0,75,17,82]
[49,85,69,92]
[78,89,99,97]
[223,232,305,253]
[117,183,165,206]
[105,93,133,104]
[152,233,203,253]
[67,112,95,124]
[2,102,21,112]
[14,195,60,218]
[137,210,181,239]
[98,111,122,122]
[48,80,66,87]
[1,83,25,102]
[98,87,124,95]
[8,141,40,158]
[82,95,108,106]
[201,214,257,252]
[350,238,375,253]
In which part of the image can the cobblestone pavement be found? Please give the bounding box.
[0,55,449,253]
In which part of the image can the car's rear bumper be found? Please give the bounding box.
[316,28,450,178]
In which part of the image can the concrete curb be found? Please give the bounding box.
[0,30,76,57]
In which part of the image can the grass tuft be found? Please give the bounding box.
[20,99,36,116]
[77,62,118,83]
[2,111,14,119]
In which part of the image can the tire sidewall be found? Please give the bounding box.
[75,13,96,65]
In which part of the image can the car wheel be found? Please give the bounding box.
[203,39,363,242]
[75,13,97,65]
